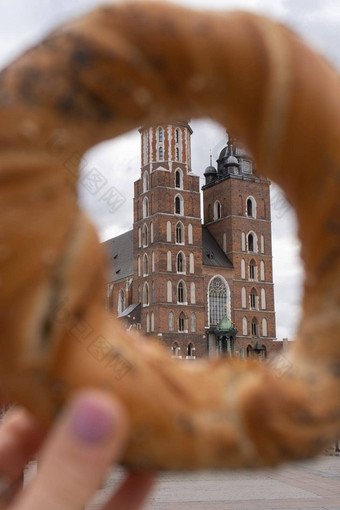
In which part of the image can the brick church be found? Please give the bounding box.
[104,121,277,360]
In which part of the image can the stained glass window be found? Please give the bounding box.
[209,277,227,325]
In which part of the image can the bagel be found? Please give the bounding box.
[0,2,339,470]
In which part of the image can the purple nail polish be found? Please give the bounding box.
[71,396,115,443]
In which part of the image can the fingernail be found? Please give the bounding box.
[70,395,116,444]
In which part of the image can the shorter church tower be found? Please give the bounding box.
[202,135,276,358]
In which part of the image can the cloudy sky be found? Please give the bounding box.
[1,0,339,340]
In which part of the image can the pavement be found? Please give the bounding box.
[87,456,340,510]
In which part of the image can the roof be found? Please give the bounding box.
[118,302,140,318]
[102,229,134,282]
[217,315,235,331]
[202,227,233,269]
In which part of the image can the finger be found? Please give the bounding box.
[104,471,155,510]
[13,390,129,510]
[0,408,46,480]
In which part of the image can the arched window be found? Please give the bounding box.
[262,318,268,337]
[190,314,196,333]
[188,342,196,357]
[241,287,247,308]
[158,127,163,142]
[175,147,180,161]
[247,345,253,358]
[138,227,141,248]
[143,171,149,193]
[176,221,184,243]
[146,312,150,333]
[241,232,246,251]
[223,233,227,253]
[251,318,258,336]
[171,341,180,357]
[137,256,141,277]
[142,224,148,247]
[190,282,196,304]
[152,251,155,272]
[118,289,125,314]
[143,197,149,218]
[167,251,172,271]
[250,288,257,309]
[169,312,174,332]
[241,259,246,279]
[208,276,230,326]
[138,285,141,302]
[246,197,256,218]
[175,128,180,144]
[159,146,164,161]
[151,281,155,303]
[175,195,183,215]
[143,253,149,275]
[143,282,149,306]
[189,253,194,273]
[247,232,257,252]
[166,221,171,242]
[260,260,265,281]
[188,224,193,244]
[261,288,266,309]
[167,280,172,302]
[177,280,186,303]
[151,312,155,332]
[213,200,222,220]
[249,259,256,280]
[178,312,186,332]
[242,317,248,335]
[175,169,183,189]
[260,235,265,254]
[150,222,154,243]
[176,251,186,273]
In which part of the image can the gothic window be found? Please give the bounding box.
[247,197,256,218]
[118,289,125,314]
[169,312,174,332]
[167,251,172,271]
[260,260,265,281]
[178,312,186,332]
[158,127,164,143]
[175,195,183,215]
[175,169,183,189]
[143,282,149,306]
[150,222,154,243]
[208,276,229,326]
[177,280,186,303]
[241,259,246,279]
[175,147,180,161]
[223,233,227,252]
[260,235,265,254]
[142,224,148,247]
[143,197,149,218]
[241,232,246,251]
[190,314,196,333]
[151,312,155,332]
[249,259,256,280]
[146,313,150,333]
[152,281,155,303]
[167,221,172,242]
[261,288,266,309]
[189,253,194,273]
[248,232,257,252]
[175,128,180,144]
[241,287,247,308]
[171,341,180,357]
[188,224,193,244]
[176,221,184,243]
[143,171,149,192]
[152,251,155,272]
[138,227,141,248]
[262,318,268,337]
[159,146,164,161]
[251,318,258,336]
[143,254,149,275]
[190,282,196,304]
[213,200,222,220]
[138,285,141,302]
[247,345,253,358]
[176,252,185,273]
[137,256,141,277]
[242,317,248,335]
[167,281,172,302]
[250,288,257,309]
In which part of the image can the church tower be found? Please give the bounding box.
[202,135,276,354]
[133,122,206,357]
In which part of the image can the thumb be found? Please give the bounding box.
[14,390,129,510]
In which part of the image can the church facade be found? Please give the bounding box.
[104,121,277,360]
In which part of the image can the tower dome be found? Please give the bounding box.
[204,155,217,185]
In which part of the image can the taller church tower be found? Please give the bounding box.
[132,122,206,355]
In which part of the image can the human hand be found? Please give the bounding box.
[0,391,154,509]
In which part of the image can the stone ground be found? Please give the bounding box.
[86,456,340,510]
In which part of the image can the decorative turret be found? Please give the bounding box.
[204,154,217,185]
